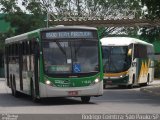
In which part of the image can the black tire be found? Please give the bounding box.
[81,96,90,103]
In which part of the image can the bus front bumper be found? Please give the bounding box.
[39,81,103,98]
[103,76,129,85]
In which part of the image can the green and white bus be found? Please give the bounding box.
[101,37,154,88]
[4,26,103,102]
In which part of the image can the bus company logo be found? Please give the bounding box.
[55,80,70,84]
[139,60,150,77]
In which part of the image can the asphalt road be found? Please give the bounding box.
[0,79,160,119]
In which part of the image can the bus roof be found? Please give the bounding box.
[5,26,97,44]
[100,37,153,46]
[41,25,97,31]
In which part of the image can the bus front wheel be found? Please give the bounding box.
[81,96,90,103]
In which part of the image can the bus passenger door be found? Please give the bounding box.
[132,44,147,85]
[130,44,137,85]
[19,43,23,91]
[33,41,40,96]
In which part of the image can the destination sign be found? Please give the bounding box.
[42,31,95,39]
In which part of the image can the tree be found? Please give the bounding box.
[140,0,160,43]
[0,0,145,38]
[40,0,143,38]
[141,0,160,19]
[0,0,47,35]
[0,0,49,53]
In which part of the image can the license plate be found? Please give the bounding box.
[107,81,112,84]
[68,91,78,96]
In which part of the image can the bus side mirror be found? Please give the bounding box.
[127,49,132,56]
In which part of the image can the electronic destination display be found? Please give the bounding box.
[42,31,97,39]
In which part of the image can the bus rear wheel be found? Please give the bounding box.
[81,96,90,103]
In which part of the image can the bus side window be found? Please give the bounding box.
[28,41,31,55]
[10,45,12,56]
[22,41,28,55]
[15,44,19,56]
[30,40,36,55]
[8,45,10,56]
[19,42,22,56]
[34,41,39,58]
[22,42,25,55]
[147,46,154,59]
[134,44,147,59]
[18,44,20,56]
[9,45,12,61]
[14,44,16,56]
[24,42,27,55]
[12,44,14,56]
[31,40,39,56]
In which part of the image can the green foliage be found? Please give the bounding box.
[0,0,48,53]
[0,28,15,51]
[154,60,160,78]
[141,0,160,19]
[139,27,160,43]
[0,0,21,13]
[97,27,106,39]
[0,0,158,42]
[55,0,67,8]
[0,0,46,36]
[140,0,160,43]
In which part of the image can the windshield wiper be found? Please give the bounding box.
[56,41,67,56]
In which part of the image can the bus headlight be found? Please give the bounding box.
[120,73,129,78]
[95,78,100,83]
[45,80,53,86]
[90,78,100,86]
[120,75,123,78]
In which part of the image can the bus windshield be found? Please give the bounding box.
[102,46,131,73]
[42,39,99,77]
